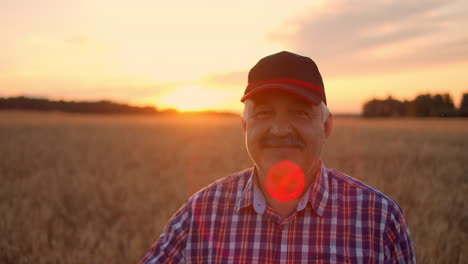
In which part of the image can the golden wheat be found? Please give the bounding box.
[0,111,466,263]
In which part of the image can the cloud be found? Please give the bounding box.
[64,35,88,46]
[201,71,247,88]
[269,0,468,76]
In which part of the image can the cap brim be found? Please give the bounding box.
[240,83,322,106]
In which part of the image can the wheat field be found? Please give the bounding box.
[0,111,467,264]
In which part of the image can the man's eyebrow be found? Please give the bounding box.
[252,101,312,109]
[289,100,315,110]
[251,101,269,108]
[292,101,312,107]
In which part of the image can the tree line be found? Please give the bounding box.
[0,96,237,117]
[3,94,467,117]
[362,93,468,117]
[0,96,170,115]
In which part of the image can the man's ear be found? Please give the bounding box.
[241,117,247,134]
[324,113,333,139]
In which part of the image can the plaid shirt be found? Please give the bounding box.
[140,163,415,263]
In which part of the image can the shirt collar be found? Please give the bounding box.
[235,162,329,217]
[307,162,329,216]
[234,168,255,213]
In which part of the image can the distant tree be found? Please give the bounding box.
[362,93,460,118]
[0,96,161,115]
[460,93,468,117]
[362,96,405,117]
[430,93,456,117]
[362,99,379,117]
[411,94,432,117]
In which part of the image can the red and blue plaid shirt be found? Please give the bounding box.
[140,162,415,263]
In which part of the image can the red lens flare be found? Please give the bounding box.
[265,161,305,202]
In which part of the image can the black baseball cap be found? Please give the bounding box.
[240,51,326,105]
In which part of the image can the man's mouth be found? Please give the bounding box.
[263,144,302,150]
[261,135,305,150]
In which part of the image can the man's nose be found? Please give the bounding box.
[269,115,293,136]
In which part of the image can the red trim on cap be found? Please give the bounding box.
[240,85,321,106]
[246,78,323,93]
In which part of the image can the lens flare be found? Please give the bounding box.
[266,161,305,202]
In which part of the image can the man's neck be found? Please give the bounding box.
[255,161,321,219]
[266,195,301,219]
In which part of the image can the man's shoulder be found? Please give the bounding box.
[326,167,414,261]
[326,167,401,211]
[187,168,253,207]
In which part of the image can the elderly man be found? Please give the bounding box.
[140,51,415,263]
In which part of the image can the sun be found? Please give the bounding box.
[158,85,226,112]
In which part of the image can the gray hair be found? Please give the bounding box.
[242,99,330,122]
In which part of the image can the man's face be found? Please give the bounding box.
[242,90,332,182]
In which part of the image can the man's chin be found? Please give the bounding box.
[261,148,302,163]
[258,157,304,175]
[262,146,302,152]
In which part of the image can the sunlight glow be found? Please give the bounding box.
[158,85,228,112]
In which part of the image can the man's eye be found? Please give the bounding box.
[255,111,271,118]
[295,110,309,118]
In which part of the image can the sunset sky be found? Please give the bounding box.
[2,0,468,113]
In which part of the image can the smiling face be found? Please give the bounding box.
[242,89,332,187]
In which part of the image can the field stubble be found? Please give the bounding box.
[0,111,467,263]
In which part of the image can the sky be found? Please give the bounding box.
[1,0,468,113]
